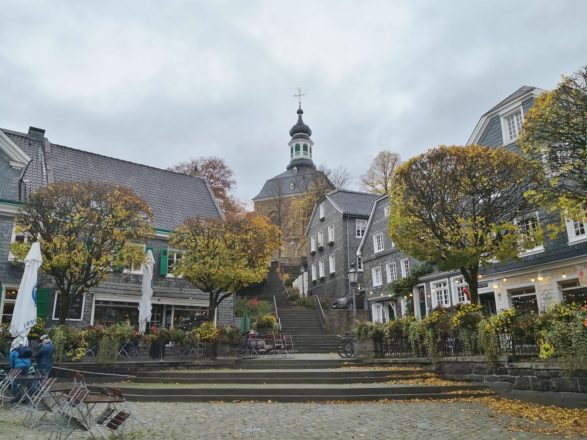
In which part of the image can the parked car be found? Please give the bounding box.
[332,291,365,309]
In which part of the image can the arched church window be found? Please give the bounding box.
[303,144,308,156]
[295,144,301,157]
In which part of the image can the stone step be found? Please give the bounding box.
[115,383,493,402]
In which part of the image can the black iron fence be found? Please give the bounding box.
[376,333,540,362]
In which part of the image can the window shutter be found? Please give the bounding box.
[36,288,49,320]
[160,248,168,276]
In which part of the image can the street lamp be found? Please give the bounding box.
[347,263,358,320]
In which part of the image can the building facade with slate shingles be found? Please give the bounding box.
[360,86,587,321]
[0,126,234,328]
[357,195,422,322]
[253,106,332,269]
[305,189,379,300]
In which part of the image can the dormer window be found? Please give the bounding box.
[501,108,523,144]
[289,182,295,190]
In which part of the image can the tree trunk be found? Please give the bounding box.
[460,265,480,304]
[207,294,217,323]
[58,291,71,325]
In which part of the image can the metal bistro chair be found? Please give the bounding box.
[282,334,295,358]
[0,369,21,406]
[49,384,92,439]
[21,377,57,427]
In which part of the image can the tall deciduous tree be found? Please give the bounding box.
[389,145,543,303]
[170,212,281,322]
[520,66,587,219]
[362,150,401,194]
[13,182,153,324]
[168,156,239,214]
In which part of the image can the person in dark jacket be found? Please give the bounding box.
[8,339,32,403]
[34,334,54,378]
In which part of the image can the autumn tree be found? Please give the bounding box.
[170,212,281,322]
[168,156,239,214]
[519,66,587,219]
[12,181,153,324]
[389,145,543,303]
[362,150,401,194]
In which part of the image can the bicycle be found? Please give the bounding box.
[336,332,357,358]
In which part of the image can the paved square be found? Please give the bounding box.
[1,400,584,439]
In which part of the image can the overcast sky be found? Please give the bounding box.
[1,1,585,202]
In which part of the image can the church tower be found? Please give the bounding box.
[253,102,331,270]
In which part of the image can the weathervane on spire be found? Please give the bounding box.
[293,87,306,109]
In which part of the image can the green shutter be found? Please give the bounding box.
[160,248,168,276]
[36,288,49,320]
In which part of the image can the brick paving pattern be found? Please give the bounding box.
[1,400,583,439]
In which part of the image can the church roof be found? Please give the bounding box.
[252,165,323,201]
[289,108,312,137]
[2,128,223,231]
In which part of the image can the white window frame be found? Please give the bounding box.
[431,279,450,308]
[565,217,587,245]
[166,249,184,278]
[319,203,325,220]
[329,254,336,274]
[52,292,86,322]
[318,260,325,278]
[327,225,335,243]
[383,205,390,218]
[386,262,397,283]
[400,259,410,278]
[372,266,383,287]
[310,236,317,253]
[500,105,524,145]
[516,212,544,256]
[373,233,384,253]
[311,264,317,281]
[317,231,324,248]
[122,243,146,274]
[8,224,31,262]
[451,276,470,305]
[356,219,367,238]
[356,256,363,272]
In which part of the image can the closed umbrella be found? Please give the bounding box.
[10,241,43,345]
[138,249,155,334]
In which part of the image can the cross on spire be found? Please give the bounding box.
[293,87,306,109]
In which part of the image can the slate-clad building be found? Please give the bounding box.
[407,86,587,317]
[357,195,421,322]
[305,189,379,300]
[0,126,233,328]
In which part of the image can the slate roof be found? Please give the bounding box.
[2,129,48,191]
[482,86,537,117]
[253,166,325,201]
[326,189,380,217]
[1,128,223,230]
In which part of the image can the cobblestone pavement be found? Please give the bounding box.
[0,400,584,439]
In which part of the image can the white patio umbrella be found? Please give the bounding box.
[10,241,43,346]
[138,249,155,334]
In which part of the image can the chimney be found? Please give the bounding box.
[28,126,45,140]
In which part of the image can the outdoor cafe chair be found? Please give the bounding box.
[20,377,57,427]
[48,384,92,439]
[282,334,295,358]
[0,368,21,406]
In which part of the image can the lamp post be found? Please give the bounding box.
[347,263,358,320]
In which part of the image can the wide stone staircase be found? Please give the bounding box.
[107,359,494,402]
[258,263,339,353]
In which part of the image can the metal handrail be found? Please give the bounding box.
[273,295,281,331]
[314,296,327,329]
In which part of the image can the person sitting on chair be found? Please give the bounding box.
[8,339,32,403]
[34,334,54,378]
